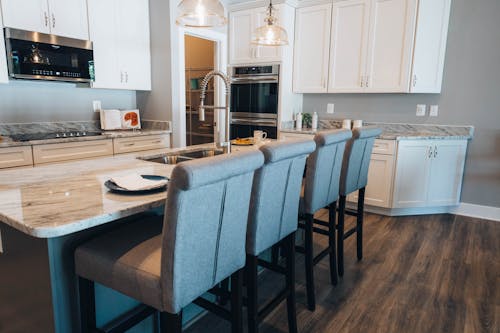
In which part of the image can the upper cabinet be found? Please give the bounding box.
[88,0,151,91]
[293,4,332,93]
[0,6,8,83]
[294,0,451,94]
[229,4,294,65]
[0,0,89,40]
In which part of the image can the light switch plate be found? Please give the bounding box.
[430,105,439,117]
[416,104,426,117]
[93,100,102,113]
[327,103,335,114]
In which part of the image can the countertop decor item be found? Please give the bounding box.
[105,174,168,193]
[302,112,312,129]
[176,0,227,28]
[251,0,289,46]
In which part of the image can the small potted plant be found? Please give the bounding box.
[302,112,312,128]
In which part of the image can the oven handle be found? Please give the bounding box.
[231,76,279,84]
[231,118,278,127]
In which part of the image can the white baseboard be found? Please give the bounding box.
[449,203,500,222]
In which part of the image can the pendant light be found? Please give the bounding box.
[176,0,227,28]
[251,0,289,46]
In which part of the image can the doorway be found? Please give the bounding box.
[184,35,217,146]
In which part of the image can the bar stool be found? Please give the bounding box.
[297,129,352,311]
[74,151,264,333]
[337,127,382,277]
[245,139,316,333]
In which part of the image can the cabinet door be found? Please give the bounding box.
[253,6,282,62]
[293,4,332,93]
[88,0,121,89]
[328,0,370,93]
[365,0,417,92]
[1,0,50,34]
[427,140,467,206]
[47,0,89,40]
[0,7,9,84]
[116,0,151,91]
[393,141,431,208]
[410,0,451,93]
[229,9,254,64]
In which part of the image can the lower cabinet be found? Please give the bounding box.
[0,146,33,168]
[393,139,467,208]
[113,134,170,154]
[33,140,114,165]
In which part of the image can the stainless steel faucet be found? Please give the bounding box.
[199,70,231,153]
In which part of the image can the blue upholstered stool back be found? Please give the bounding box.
[160,151,264,313]
[303,129,352,214]
[246,139,316,256]
[340,126,382,196]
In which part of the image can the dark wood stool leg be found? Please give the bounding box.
[285,233,298,333]
[246,255,259,333]
[271,244,280,265]
[304,213,316,311]
[337,195,346,277]
[218,278,230,306]
[78,277,96,333]
[159,311,182,333]
[328,202,338,286]
[231,269,243,333]
[357,188,365,261]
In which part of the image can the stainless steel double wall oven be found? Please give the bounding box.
[230,65,279,139]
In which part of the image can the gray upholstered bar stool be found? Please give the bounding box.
[337,126,382,277]
[297,129,352,311]
[245,139,316,333]
[74,151,264,333]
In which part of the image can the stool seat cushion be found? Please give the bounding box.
[75,216,165,310]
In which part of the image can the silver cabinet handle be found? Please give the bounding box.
[152,140,162,144]
[125,72,129,83]
[52,13,56,28]
[124,143,135,147]
[120,72,124,83]
[44,12,49,27]
[360,75,364,88]
[434,145,438,158]
[413,74,418,87]
[365,75,370,88]
[428,146,433,158]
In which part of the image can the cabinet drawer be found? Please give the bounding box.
[0,146,33,168]
[113,135,170,154]
[372,139,396,155]
[33,140,113,165]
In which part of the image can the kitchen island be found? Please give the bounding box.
[0,144,231,333]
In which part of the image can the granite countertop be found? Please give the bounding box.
[0,129,172,148]
[281,121,474,141]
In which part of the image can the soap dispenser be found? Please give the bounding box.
[312,112,318,130]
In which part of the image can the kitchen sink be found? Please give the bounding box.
[139,148,225,165]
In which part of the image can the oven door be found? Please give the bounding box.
[231,78,279,119]
[230,118,278,140]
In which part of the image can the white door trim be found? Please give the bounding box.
[449,203,500,222]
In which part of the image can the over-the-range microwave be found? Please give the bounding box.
[4,28,94,83]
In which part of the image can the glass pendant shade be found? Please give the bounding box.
[251,2,289,46]
[176,0,227,28]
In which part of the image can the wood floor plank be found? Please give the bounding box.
[186,213,500,333]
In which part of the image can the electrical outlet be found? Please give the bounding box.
[327,103,335,114]
[416,104,426,117]
[430,105,439,117]
[93,100,102,113]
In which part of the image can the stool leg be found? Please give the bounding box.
[357,188,365,261]
[78,277,96,333]
[285,233,298,333]
[231,269,243,333]
[304,213,316,311]
[159,311,182,333]
[246,255,259,333]
[337,196,346,277]
[271,244,280,265]
[328,202,338,286]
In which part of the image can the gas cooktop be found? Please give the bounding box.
[10,131,103,142]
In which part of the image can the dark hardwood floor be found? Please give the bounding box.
[186,211,499,333]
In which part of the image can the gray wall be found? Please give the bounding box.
[303,0,500,208]
[0,80,136,123]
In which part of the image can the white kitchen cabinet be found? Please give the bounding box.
[113,134,170,154]
[0,146,33,169]
[328,0,370,93]
[229,4,292,65]
[88,0,151,91]
[364,0,417,92]
[393,140,467,208]
[410,0,451,93]
[293,4,332,93]
[0,0,89,40]
[0,6,9,84]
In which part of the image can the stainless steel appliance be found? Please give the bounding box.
[230,64,279,139]
[4,28,94,83]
